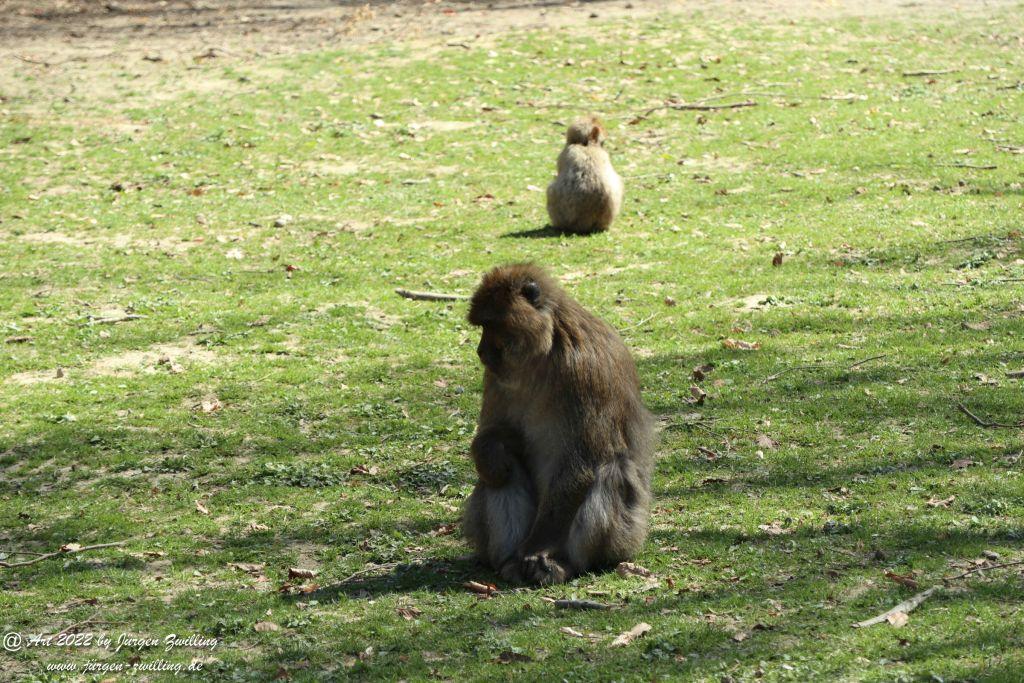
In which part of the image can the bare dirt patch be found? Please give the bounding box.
[5,338,220,385]
[2,0,1013,73]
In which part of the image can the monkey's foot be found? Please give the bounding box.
[498,559,524,584]
[521,552,570,585]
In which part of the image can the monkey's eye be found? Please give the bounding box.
[521,281,541,306]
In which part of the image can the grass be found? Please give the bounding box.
[1,4,1023,681]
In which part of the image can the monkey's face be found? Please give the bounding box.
[469,266,556,379]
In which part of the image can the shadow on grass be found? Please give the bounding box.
[501,224,566,239]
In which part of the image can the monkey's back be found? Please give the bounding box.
[525,300,654,475]
[547,145,624,234]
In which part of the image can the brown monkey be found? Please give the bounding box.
[546,116,624,234]
[462,264,654,585]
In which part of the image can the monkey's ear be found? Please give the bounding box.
[588,125,602,145]
[521,281,542,307]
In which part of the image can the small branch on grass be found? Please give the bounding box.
[55,611,103,637]
[0,549,48,556]
[852,586,939,628]
[337,562,400,584]
[395,288,467,302]
[546,598,612,610]
[943,559,1024,582]
[1006,370,1024,378]
[762,354,888,384]
[902,69,957,77]
[937,163,997,170]
[641,100,757,118]
[618,314,657,333]
[854,558,1024,628]
[956,401,1024,428]
[0,541,129,569]
[937,233,998,244]
[81,314,146,326]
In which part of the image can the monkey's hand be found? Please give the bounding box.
[521,551,571,586]
[470,427,524,489]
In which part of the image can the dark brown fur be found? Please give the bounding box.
[462,264,654,585]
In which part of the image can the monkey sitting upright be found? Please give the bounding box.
[462,264,654,585]
[546,116,624,234]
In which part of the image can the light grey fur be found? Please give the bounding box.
[546,117,624,234]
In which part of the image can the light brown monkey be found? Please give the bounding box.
[546,116,624,234]
[462,264,654,585]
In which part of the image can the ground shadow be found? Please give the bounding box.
[501,224,568,239]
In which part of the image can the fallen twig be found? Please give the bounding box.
[854,558,1024,628]
[338,562,400,584]
[1006,370,1024,378]
[943,559,1024,582]
[81,314,147,326]
[548,598,612,610]
[642,100,757,117]
[54,611,103,637]
[902,69,957,77]
[852,586,940,628]
[762,354,888,384]
[0,541,129,569]
[937,233,998,244]
[618,314,657,333]
[937,163,997,170]
[395,288,467,302]
[956,402,1024,428]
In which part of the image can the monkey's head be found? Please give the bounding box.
[468,264,558,378]
[565,116,607,147]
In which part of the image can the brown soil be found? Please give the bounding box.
[0,0,1014,68]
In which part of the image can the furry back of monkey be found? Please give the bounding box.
[546,116,624,234]
[463,264,654,585]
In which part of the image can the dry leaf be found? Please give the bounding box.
[225,248,244,260]
[254,621,280,633]
[886,611,909,628]
[60,543,82,553]
[560,626,588,638]
[732,631,749,642]
[722,338,760,351]
[688,385,707,405]
[195,500,210,515]
[926,496,955,508]
[758,521,790,536]
[884,571,920,590]
[961,321,991,331]
[229,562,265,575]
[692,363,714,381]
[615,562,654,578]
[950,459,977,470]
[429,523,458,537]
[610,622,652,647]
[755,434,778,450]
[396,606,422,621]
[288,567,318,580]
[199,397,222,413]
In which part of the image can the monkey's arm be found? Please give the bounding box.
[470,426,524,489]
[518,446,600,556]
